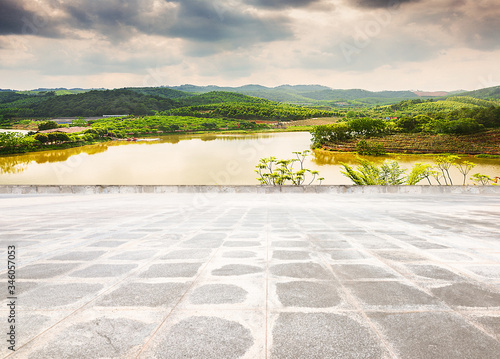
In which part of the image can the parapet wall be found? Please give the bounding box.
[0,185,499,195]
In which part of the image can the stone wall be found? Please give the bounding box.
[0,185,499,194]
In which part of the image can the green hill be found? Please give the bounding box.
[166,85,420,103]
[27,89,177,117]
[125,87,194,99]
[454,86,500,100]
[180,91,270,106]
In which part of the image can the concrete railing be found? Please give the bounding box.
[0,185,499,194]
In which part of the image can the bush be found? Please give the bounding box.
[341,160,406,185]
[45,132,70,143]
[0,132,37,154]
[38,120,60,131]
[396,115,431,133]
[356,140,386,156]
[71,118,88,127]
[34,133,49,143]
[310,123,351,146]
[348,118,387,137]
[84,129,99,135]
[442,118,484,135]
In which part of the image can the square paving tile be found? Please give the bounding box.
[139,263,203,278]
[345,281,440,308]
[96,282,190,307]
[369,312,500,359]
[331,264,397,280]
[271,312,385,358]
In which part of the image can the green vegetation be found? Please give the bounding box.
[341,160,410,185]
[255,151,324,185]
[170,102,334,121]
[455,85,500,100]
[312,101,500,155]
[89,115,270,138]
[2,84,500,157]
[0,132,38,154]
[311,117,390,146]
[319,130,500,155]
[341,156,494,186]
[0,129,109,155]
[125,87,194,99]
[355,140,386,156]
[470,173,495,185]
[166,84,421,105]
[0,87,337,126]
[38,121,60,131]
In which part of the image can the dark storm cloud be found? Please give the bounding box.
[0,0,30,34]
[2,0,293,49]
[60,0,171,41]
[168,0,292,44]
[0,0,61,37]
[245,0,325,9]
[350,0,420,8]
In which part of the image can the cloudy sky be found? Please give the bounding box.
[0,0,499,91]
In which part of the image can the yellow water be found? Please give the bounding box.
[1,132,499,185]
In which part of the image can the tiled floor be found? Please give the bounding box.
[0,192,499,358]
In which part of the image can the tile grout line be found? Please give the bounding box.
[135,203,229,358]
[312,210,400,359]
[344,212,500,343]
[265,197,270,359]
[6,204,209,357]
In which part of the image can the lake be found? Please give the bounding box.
[1,132,499,185]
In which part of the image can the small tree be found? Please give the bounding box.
[34,133,49,143]
[71,117,88,127]
[406,163,433,185]
[454,160,476,185]
[470,173,493,185]
[255,150,323,186]
[38,121,59,131]
[434,155,459,185]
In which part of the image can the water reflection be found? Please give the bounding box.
[0,143,109,175]
[313,149,500,167]
[0,132,499,184]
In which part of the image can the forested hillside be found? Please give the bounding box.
[454,85,500,100]
[166,84,421,104]
[0,88,337,123]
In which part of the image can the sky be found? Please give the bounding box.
[0,0,499,91]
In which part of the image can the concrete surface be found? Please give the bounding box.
[1,184,500,194]
[0,191,499,358]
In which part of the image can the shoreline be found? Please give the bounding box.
[2,126,500,157]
